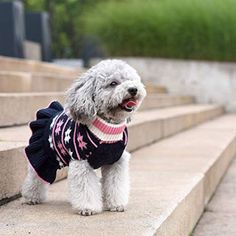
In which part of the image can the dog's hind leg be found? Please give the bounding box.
[101,150,130,212]
[68,160,102,216]
[21,165,48,205]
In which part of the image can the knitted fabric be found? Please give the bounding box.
[25,101,128,184]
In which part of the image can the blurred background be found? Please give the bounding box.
[1,0,236,64]
[0,0,236,110]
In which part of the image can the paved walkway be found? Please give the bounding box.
[193,157,236,236]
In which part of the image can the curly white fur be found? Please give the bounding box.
[65,59,146,124]
[102,151,130,212]
[21,166,47,205]
[21,59,146,216]
[68,160,102,216]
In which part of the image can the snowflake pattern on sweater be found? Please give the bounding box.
[49,111,128,168]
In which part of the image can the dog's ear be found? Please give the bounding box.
[65,73,97,124]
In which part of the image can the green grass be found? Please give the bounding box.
[82,0,236,61]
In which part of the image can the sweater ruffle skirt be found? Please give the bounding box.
[25,101,63,184]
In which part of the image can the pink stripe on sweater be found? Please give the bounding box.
[61,117,70,155]
[124,129,128,145]
[86,131,98,148]
[73,123,81,160]
[92,118,125,134]
[51,112,67,164]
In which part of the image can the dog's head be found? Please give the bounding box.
[65,59,146,124]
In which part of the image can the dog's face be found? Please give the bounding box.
[66,59,146,124]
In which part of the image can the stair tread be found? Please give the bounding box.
[0,56,78,77]
[0,92,193,104]
[0,114,235,236]
[131,104,221,123]
[1,92,192,127]
[0,104,222,144]
[0,92,189,98]
[0,92,65,97]
[193,156,236,236]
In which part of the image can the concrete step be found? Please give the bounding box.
[0,56,78,77]
[0,72,32,93]
[193,157,236,236]
[145,83,167,94]
[139,94,194,111]
[0,92,64,127]
[0,114,236,236]
[0,104,223,203]
[0,71,74,93]
[0,93,194,127]
[0,71,167,94]
[31,73,74,92]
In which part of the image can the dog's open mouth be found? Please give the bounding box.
[119,98,138,112]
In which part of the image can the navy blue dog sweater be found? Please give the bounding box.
[25,101,128,184]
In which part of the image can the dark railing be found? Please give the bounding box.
[0,1,51,61]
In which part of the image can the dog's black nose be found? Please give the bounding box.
[128,87,138,96]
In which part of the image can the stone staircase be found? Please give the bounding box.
[193,155,236,236]
[0,56,235,236]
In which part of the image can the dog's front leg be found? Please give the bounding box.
[68,160,102,216]
[101,151,130,212]
[21,165,48,205]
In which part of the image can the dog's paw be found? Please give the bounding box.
[76,209,97,216]
[21,197,42,205]
[107,205,125,212]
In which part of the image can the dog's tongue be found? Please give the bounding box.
[122,100,137,108]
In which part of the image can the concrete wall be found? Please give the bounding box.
[91,58,236,112]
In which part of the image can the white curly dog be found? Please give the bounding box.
[21,59,146,216]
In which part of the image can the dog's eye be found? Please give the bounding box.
[110,81,119,87]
